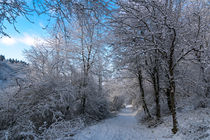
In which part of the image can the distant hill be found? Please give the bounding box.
[0,59,27,89]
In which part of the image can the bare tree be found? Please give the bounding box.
[0,0,32,37]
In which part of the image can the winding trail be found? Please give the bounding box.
[74,106,176,140]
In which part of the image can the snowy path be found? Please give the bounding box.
[74,106,177,140]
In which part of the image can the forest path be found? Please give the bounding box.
[74,105,176,140]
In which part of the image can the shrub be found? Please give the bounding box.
[111,96,125,111]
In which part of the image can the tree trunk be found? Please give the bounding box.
[148,54,161,120]
[195,49,209,97]
[138,70,151,118]
[153,55,161,120]
[168,28,178,134]
[169,80,178,134]
[81,95,86,114]
[153,72,161,120]
[166,88,172,112]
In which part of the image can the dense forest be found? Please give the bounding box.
[0,0,209,139]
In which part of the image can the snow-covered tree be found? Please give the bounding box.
[111,0,210,134]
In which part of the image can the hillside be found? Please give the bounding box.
[0,61,27,89]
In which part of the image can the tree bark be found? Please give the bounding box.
[166,88,172,112]
[81,95,86,114]
[169,79,178,134]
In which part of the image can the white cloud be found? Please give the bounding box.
[0,37,16,46]
[19,34,35,46]
[0,34,46,47]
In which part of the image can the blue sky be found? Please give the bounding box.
[0,5,50,61]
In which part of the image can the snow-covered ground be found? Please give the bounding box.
[74,106,175,140]
[72,106,210,140]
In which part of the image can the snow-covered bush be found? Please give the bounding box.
[110,95,125,111]
[0,77,110,138]
[85,91,109,121]
[40,117,85,139]
[0,87,19,131]
[74,77,110,121]
[0,39,111,138]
